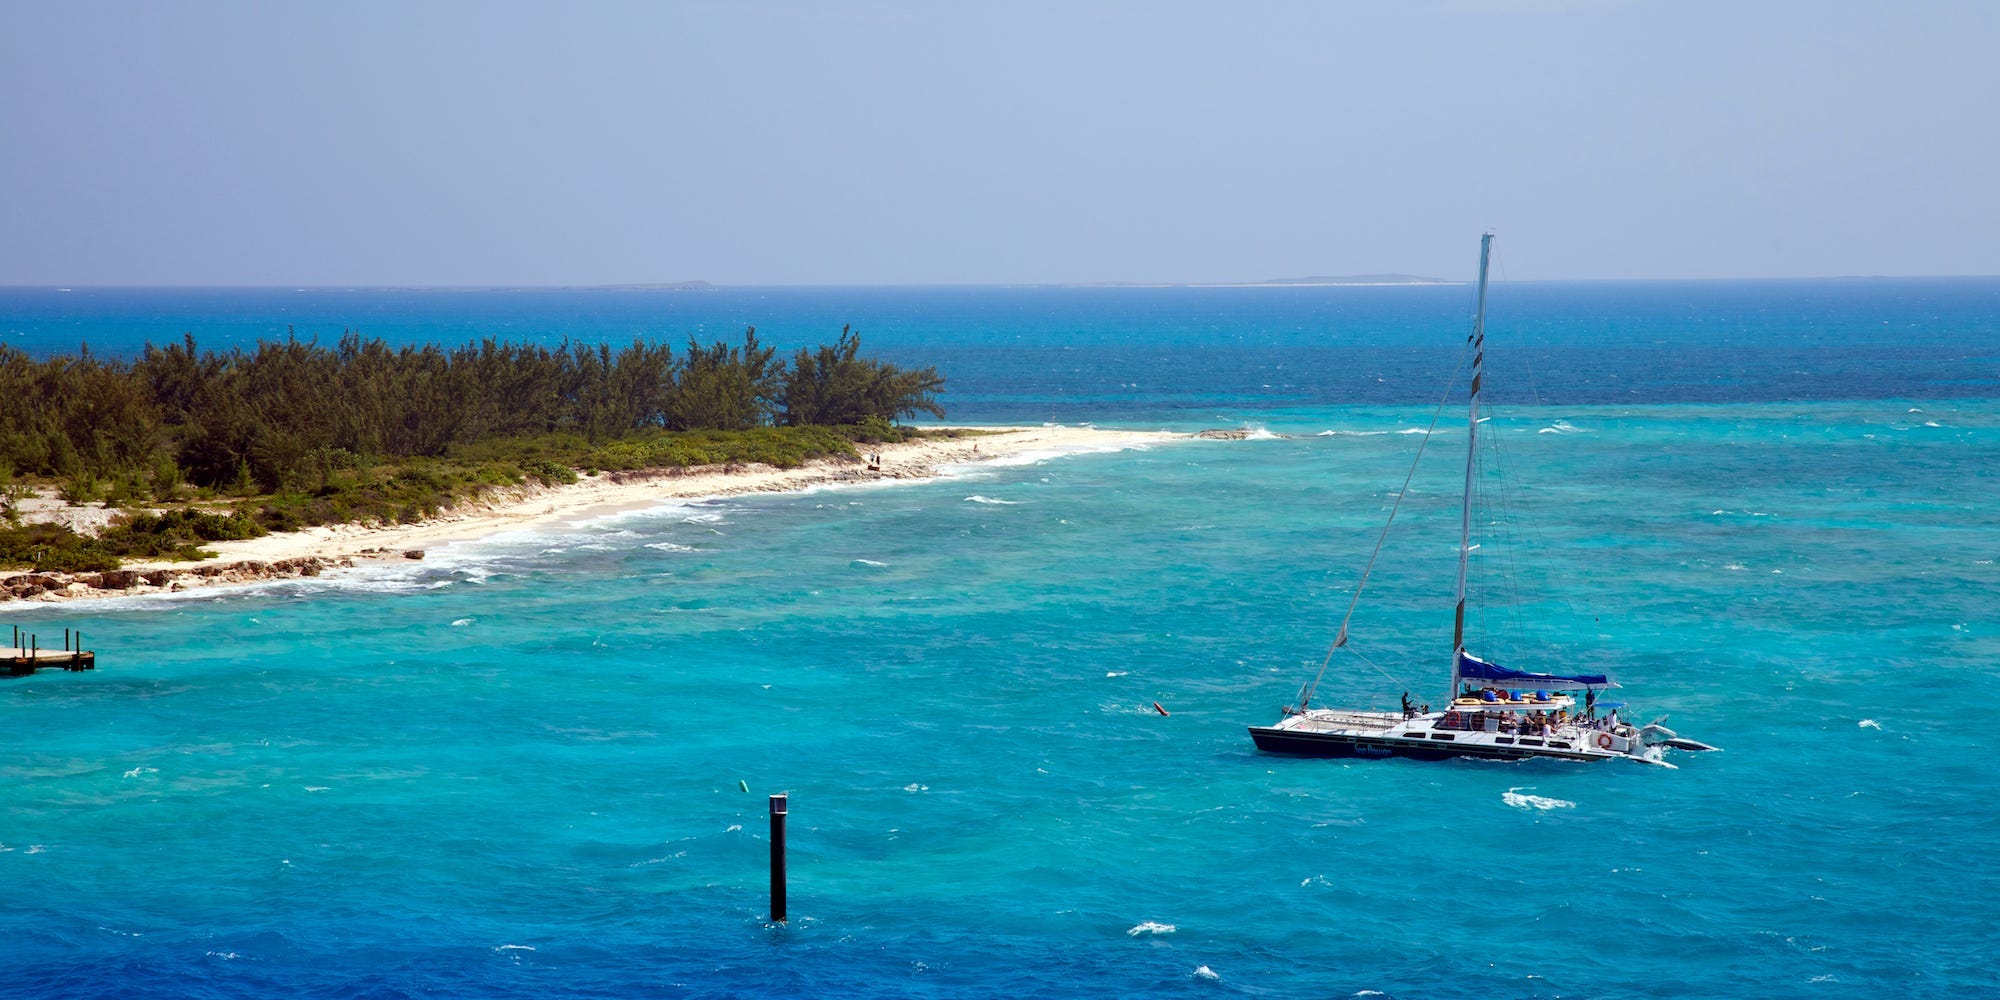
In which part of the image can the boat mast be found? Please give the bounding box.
[1450,233,1492,699]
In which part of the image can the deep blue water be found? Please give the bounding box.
[3,279,1998,998]
[5,278,1998,418]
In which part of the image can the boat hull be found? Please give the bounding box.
[1247,724,1606,763]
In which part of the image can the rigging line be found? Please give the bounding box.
[1344,642,1413,695]
[1482,250,1541,408]
[1485,434,1522,656]
[1478,352,1545,662]
[1298,337,1474,709]
[1466,263,1532,662]
[1483,439,1529,662]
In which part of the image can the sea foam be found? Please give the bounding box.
[1503,788,1576,811]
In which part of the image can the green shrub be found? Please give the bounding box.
[522,459,578,485]
[32,545,120,573]
[60,470,100,505]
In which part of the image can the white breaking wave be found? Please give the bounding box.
[1128,921,1176,936]
[852,559,888,568]
[960,433,1159,473]
[963,495,1024,505]
[1538,419,1588,434]
[1859,719,1882,729]
[1502,787,1576,811]
[450,618,476,627]
[628,852,687,866]
[1193,965,1221,980]
[644,542,695,552]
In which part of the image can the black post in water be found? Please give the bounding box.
[769,793,788,923]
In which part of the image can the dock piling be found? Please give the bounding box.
[5,626,96,676]
[769,793,788,923]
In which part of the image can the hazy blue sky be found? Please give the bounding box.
[3,1,1994,285]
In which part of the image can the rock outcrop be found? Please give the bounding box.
[1,555,356,602]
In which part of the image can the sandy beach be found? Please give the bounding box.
[5,425,1190,603]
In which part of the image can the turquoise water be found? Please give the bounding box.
[4,282,1999,997]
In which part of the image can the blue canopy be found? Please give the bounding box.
[1458,652,1614,689]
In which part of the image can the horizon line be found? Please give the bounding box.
[7,272,1999,292]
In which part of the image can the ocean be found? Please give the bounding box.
[3,277,1998,998]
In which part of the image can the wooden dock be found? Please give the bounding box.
[5,626,95,676]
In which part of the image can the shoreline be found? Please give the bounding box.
[2,425,1189,604]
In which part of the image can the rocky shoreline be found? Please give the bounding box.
[0,554,390,602]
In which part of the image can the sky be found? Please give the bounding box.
[2,1,1995,285]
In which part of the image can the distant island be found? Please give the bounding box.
[585,280,716,291]
[1232,273,1453,286]
[1084,274,1452,288]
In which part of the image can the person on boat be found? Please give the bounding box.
[1401,692,1416,718]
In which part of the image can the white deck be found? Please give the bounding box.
[1271,706,1648,759]
[1282,710,1403,733]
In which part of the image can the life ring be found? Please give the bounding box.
[1595,733,1614,750]
[1443,711,1462,728]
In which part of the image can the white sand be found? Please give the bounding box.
[103,425,1183,576]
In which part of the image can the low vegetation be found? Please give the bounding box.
[0,327,945,571]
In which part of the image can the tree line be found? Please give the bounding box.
[0,325,944,496]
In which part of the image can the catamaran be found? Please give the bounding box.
[1247,235,1717,766]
